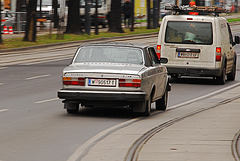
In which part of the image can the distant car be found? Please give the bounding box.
[58,43,171,116]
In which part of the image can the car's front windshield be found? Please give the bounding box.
[165,21,213,45]
[73,46,144,65]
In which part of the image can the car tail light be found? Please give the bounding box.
[216,47,221,61]
[156,45,161,59]
[63,77,85,86]
[119,79,141,87]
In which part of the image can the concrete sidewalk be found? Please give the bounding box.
[76,83,240,161]
[138,86,240,161]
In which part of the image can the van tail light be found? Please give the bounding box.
[119,79,141,88]
[156,45,161,59]
[98,16,106,19]
[216,47,222,61]
[63,77,85,86]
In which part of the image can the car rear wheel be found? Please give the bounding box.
[64,103,79,114]
[143,98,151,117]
[156,90,168,111]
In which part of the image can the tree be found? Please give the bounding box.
[108,0,124,33]
[65,0,82,34]
[23,0,37,42]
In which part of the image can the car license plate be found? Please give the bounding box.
[178,52,199,58]
[88,78,116,87]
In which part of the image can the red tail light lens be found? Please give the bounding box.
[216,47,221,61]
[63,77,85,86]
[156,45,161,59]
[119,79,141,87]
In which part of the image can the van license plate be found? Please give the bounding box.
[178,52,199,58]
[88,78,116,87]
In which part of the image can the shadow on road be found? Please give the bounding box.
[170,76,220,85]
[64,106,138,119]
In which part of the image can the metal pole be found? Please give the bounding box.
[85,0,91,35]
[153,0,158,29]
[130,0,134,31]
[95,0,99,35]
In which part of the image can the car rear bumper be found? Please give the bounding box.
[167,66,221,77]
[58,89,147,102]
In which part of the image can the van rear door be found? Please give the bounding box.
[159,18,216,69]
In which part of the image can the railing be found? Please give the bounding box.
[1,12,27,34]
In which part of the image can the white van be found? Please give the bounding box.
[157,8,239,84]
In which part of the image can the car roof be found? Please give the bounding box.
[79,42,151,49]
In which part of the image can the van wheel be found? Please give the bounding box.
[216,65,226,85]
[227,59,236,81]
[156,90,168,111]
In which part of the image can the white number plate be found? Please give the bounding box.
[178,52,199,58]
[88,78,116,87]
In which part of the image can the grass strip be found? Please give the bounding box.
[0,27,159,49]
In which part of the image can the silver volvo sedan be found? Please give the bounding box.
[57,42,171,116]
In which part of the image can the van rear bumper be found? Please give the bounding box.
[167,66,221,77]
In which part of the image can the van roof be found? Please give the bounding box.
[163,14,227,22]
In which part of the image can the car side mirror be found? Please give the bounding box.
[160,58,168,64]
[234,36,240,45]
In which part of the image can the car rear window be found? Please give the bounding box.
[165,21,213,45]
[73,46,144,65]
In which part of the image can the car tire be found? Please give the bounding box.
[143,98,151,117]
[227,58,236,81]
[65,103,79,114]
[216,65,226,85]
[156,90,168,111]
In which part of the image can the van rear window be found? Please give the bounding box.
[165,21,213,45]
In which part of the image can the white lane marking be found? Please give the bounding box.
[0,109,9,113]
[0,83,3,86]
[35,98,59,104]
[25,74,50,80]
[67,82,240,161]
[0,67,8,70]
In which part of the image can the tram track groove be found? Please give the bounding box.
[125,95,240,161]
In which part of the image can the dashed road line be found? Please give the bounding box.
[25,74,50,80]
[35,98,59,104]
[0,67,8,70]
[0,109,9,113]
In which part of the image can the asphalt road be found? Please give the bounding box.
[0,34,240,161]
